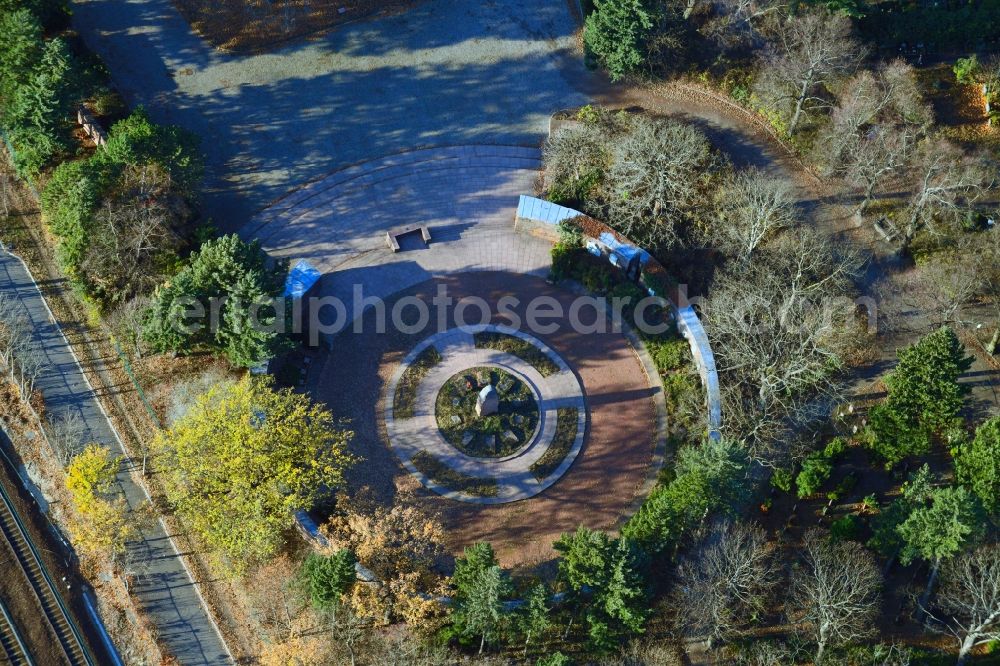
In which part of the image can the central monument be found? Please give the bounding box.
[475,384,499,417]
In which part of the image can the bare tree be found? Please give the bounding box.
[47,410,90,465]
[933,545,1000,665]
[822,62,932,218]
[699,0,781,51]
[788,529,882,664]
[907,254,985,330]
[704,229,867,454]
[0,173,9,217]
[79,163,186,305]
[0,293,46,403]
[978,227,1000,354]
[603,116,719,249]
[543,122,614,194]
[106,295,151,361]
[710,166,796,262]
[755,9,865,135]
[894,140,994,248]
[673,521,779,647]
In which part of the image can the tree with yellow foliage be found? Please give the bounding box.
[65,444,140,566]
[323,498,448,631]
[153,376,356,573]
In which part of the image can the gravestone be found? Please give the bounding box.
[476,385,499,417]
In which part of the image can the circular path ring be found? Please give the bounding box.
[384,324,586,505]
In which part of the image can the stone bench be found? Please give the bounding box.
[385,224,432,252]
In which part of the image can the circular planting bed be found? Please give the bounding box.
[435,366,539,458]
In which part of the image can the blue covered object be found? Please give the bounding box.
[284,259,321,299]
[597,232,649,279]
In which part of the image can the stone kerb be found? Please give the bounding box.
[513,196,723,436]
[383,324,586,505]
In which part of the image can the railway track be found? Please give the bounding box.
[0,483,93,666]
[0,598,33,666]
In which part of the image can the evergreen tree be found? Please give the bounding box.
[955,416,1000,514]
[866,327,972,467]
[584,0,654,81]
[622,438,751,552]
[450,543,513,654]
[886,326,972,432]
[142,235,290,367]
[554,527,649,652]
[0,9,43,103]
[299,549,357,613]
[7,37,79,177]
[515,583,550,657]
[898,485,983,609]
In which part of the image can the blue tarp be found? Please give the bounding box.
[284,259,321,299]
[598,232,650,270]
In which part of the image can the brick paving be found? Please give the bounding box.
[309,273,661,569]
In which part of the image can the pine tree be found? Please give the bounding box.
[300,549,357,613]
[955,416,1000,514]
[554,527,649,652]
[584,0,654,81]
[451,543,513,654]
[898,485,983,610]
[866,327,972,467]
[142,235,289,367]
[0,9,43,103]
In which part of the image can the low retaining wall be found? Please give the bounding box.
[514,196,722,436]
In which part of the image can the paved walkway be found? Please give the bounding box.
[239,145,554,336]
[70,0,587,228]
[385,326,586,504]
[0,249,230,665]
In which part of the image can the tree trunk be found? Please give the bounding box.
[815,638,826,664]
[956,632,977,666]
[987,327,999,355]
[479,632,486,655]
[857,179,878,217]
[789,73,812,136]
[919,557,941,617]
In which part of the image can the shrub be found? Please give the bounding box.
[411,451,498,497]
[645,335,688,373]
[474,332,558,377]
[771,468,794,493]
[953,55,981,85]
[97,108,203,195]
[557,218,584,247]
[530,408,579,480]
[829,514,862,542]
[796,453,834,498]
[823,436,848,458]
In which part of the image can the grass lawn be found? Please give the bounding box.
[474,332,559,377]
[529,407,579,481]
[173,0,414,52]
[410,450,498,497]
[393,346,441,418]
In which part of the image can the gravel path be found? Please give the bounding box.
[70,0,587,228]
[0,250,231,665]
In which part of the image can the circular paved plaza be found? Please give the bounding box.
[384,325,586,504]
[307,273,665,568]
[248,143,667,567]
